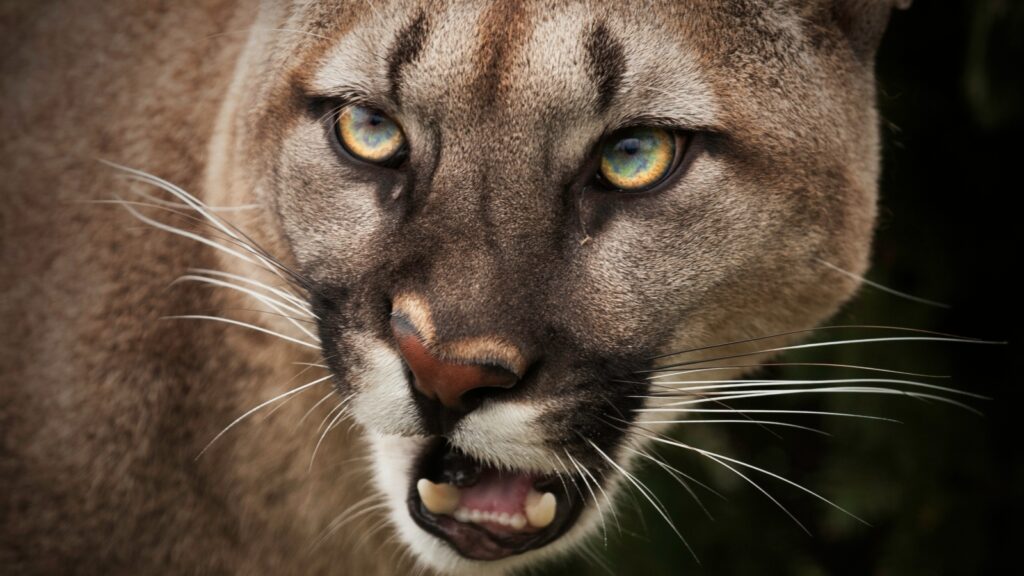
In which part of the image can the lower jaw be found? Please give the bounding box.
[406,438,585,561]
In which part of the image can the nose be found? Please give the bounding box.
[390,299,524,410]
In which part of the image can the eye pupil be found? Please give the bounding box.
[619,139,641,155]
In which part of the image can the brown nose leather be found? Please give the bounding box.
[391,317,518,409]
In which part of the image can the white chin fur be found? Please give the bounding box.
[368,433,609,576]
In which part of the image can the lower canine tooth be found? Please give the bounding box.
[417,479,460,515]
[525,490,557,529]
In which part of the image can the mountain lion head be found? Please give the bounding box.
[184,1,913,572]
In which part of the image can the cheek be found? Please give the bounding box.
[272,126,387,279]
[567,213,722,354]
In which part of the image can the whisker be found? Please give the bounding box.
[586,438,699,563]
[186,268,313,316]
[309,399,355,471]
[645,387,983,414]
[312,497,390,551]
[816,258,950,308]
[618,444,719,521]
[643,335,1001,373]
[646,362,950,380]
[263,363,324,418]
[633,419,829,435]
[634,407,901,423]
[565,450,609,547]
[103,161,313,291]
[173,274,317,340]
[626,426,869,528]
[633,377,987,399]
[574,451,623,536]
[163,314,320,349]
[196,373,333,458]
[297,391,341,427]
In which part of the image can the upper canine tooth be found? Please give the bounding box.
[524,489,557,529]
[416,479,460,515]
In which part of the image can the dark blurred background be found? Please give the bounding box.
[540,2,1022,575]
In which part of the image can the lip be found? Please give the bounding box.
[406,438,585,561]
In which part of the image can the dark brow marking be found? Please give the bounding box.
[386,11,429,106]
[584,21,625,113]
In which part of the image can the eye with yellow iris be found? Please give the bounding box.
[597,127,684,192]
[335,105,407,165]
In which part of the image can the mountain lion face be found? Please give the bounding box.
[204,0,895,572]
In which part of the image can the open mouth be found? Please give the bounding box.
[407,438,585,561]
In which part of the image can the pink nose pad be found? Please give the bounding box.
[390,316,518,409]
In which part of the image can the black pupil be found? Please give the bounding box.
[619,138,640,155]
[369,113,383,127]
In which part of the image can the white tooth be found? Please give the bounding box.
[510,513,527,530]
[417,479,461,515]
[454,507,471,523]
[499,512,510,526]
[525,490,557,529]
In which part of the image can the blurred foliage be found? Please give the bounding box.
[534,2,1020,575]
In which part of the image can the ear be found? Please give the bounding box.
[829,0,912,62]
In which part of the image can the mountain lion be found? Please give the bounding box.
[2,1,945,574]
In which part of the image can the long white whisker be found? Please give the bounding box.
[297,391,340,427]
[573,450,623,536]
[816,258,950,308]
[565,450,608,547]
[115,199,266,269]
[648,335,1000,372]
[646,362,950,380]
[629,428,868,526]
[173,275,317,340]
[309,399,354,471]
[196,374,333,458]
[635,407,900,423]
[263,363,324,418]
[619,444,718,520]
[641,377,985,399]
[189,268,313,316]
[647,324,985,364]
[648,387,982,414]
[586,439,698,563]
[634,419,829,434]
[312,498,390,551]
[164,314,319,349]
[104,161,310,290]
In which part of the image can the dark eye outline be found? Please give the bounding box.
[590,127,690,194]
[324,102,410,169]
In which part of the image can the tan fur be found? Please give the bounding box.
[1,1,903,574]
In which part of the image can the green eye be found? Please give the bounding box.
[598,127,679,191]
[336,105,406,163]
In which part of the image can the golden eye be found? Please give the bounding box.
[336,105,406,164]
[598,127,680,191]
